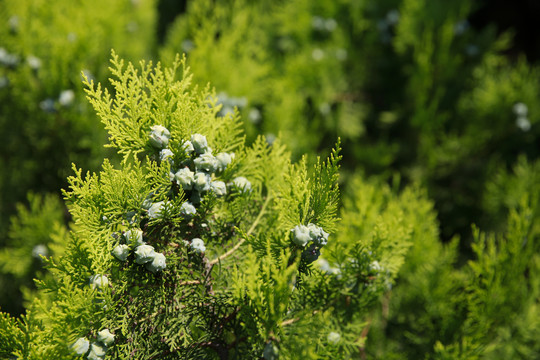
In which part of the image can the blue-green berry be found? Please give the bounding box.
[211,181,227,196]
[190,134,209,154]
[317,258,341,275]
[149,125,171,148]
[148,201,165,219]
[327,331,341,344]
[513,102,528,117]
[174,168,195,190]
[194,172,211,192]
[112,244,130,261]
[263,342,279,360]
[124,229,144,246]
[145,252,167,273]
[58,89,75,106]
[191,238,206,253]
[31,244,48,259]
[142,192,154,209]
[97,329,115,346]
[517,116,531,131]
[307,223,329,246]
[26,55,42,70]
[180,201,197,216]
[89,274,109,290]
[369,260,382,272]
[181,140,194,154]
[39,98,56,113]
[160,148,174,162]
[87,343,106,360]
[291,225,311,247]
[134,244,156,264]
[215,152,234,171]
[71,337,90,355]
[231,176,251,192]
[194,152,219,172]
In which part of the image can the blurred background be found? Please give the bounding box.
[0,0,539,353]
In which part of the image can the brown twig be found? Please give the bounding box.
[358,317,372,360]
[280,310,320,327]
[178,280,201,286]
[209,195,271,266]
[209,238,247,266]
[280,318,299,327]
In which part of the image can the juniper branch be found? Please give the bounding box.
[209,195,271,266]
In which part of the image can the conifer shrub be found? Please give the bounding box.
[1,1,540,359]
[0,53,362,359]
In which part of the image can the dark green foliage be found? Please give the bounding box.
[161,0,540,244]
[367,159,540,359]
[0,193,68,315]
[0,0,157,313]
[0,0,157,237]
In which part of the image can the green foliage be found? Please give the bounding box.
[1,1,540,359]
[0,193,68,315]
[483,156,540,231]
[0,54,346,359]
[161,0,540,245]
[329,175,445,357]
[364,182,465,358]
[432,194,540,359]
[367,158,540,359]
[0,0,157,238]
[0,0,158,314]
[1,193,66,278]
[161,0,353,157]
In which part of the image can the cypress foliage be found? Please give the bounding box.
[1,1,540,359]
[1,54,343,359]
